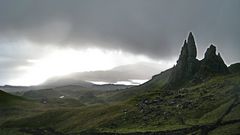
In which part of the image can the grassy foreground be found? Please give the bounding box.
[0,73,240,135]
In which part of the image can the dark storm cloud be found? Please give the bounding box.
[0,0,240,85]
[0,0,239,61]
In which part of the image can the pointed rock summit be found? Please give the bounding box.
[168,32,229,88]
[187,32,197,58]
[169,32,200,86]
[197,44,229,78]
[205,44,217,59]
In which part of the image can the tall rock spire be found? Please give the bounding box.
[168,32,200,87]
[187,32,198,77]
[166,33,229,89]
[204,44,216,59]
[187,32,197,58]
[177,40,188,63]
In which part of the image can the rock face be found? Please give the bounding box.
[228,63,240,73]
[187,32,197,58]
[169,32,200,86]
[168,32,229,88]
[197,45,229,78]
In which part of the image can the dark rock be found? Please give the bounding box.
[182,102,193,109]
[174,94,185,99]
[187,32,197,58]
[168,32,200,87]
[228,63,240,73]
[122,109,128,114]
[144,99,149,104]
[41,97,48,104]
[205,44,217,59]
[167,33,229,89]
[196,44,229,78]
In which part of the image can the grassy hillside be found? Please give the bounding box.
[106,68,173,102]
[1,73,239,134]
[22,86,113,105]
[0,90,25,106]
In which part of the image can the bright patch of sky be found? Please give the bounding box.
[6,41,173,86]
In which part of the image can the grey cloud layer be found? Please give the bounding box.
[0,0,239,85]
[0,0,239,61]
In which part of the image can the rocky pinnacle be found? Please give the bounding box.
[168,32,228,88]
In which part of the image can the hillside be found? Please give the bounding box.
[0,33,239,135]
[0,90,26,106]
[21,85,125,105]
[106,33,231,102]
[0,85,31,92]
[229,63,240,73]
[1,73,239,135]
[1,82,132,94]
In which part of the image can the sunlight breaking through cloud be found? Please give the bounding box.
[8,46,163,86]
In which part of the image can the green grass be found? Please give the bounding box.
[208,123,240,135]
[0,90,26,106]
[1,103,128,133]
[198,98,235,124]
[0,73,240,134]
[0,128,30,135]
[223,103,240,122]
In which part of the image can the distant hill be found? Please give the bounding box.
[41,78,133,91]
[40,78,93,88]
[91,84,133,91]
[0,85,31,92]
[0,82,133,94]
[22,85,120,104]
[41,62,163,86]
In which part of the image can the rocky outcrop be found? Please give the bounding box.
[228,63,240,73]
[186,33,199,78]
[187,32,197,58]
[168,32,229,88]
[168,32,200,87]
[196,45,229,78]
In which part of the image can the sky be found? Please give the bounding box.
[0,0,239,86]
